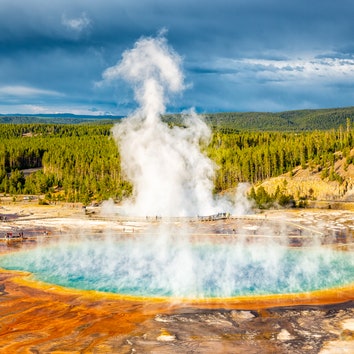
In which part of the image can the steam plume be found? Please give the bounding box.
[103,34,247,217]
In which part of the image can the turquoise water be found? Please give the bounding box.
[1,237,354,298]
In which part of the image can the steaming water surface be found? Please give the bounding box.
[1,236,354,298]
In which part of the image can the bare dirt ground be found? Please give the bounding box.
[1,200,354,353]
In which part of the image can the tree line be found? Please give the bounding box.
[207,123,352,192]
[0,121,353,204]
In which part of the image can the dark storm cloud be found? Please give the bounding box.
[1,0,353,54]
[0,0,354,113]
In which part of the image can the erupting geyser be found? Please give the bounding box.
[102,33,243,217]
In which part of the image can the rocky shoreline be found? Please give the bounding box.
[121,302,354,353]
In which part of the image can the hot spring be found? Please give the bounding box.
[1,233,354,299]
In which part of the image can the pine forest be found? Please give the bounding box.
[0,111,354,207]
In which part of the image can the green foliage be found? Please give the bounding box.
[207,128,353,192]
[328,168,344,183]
[0,123,131,203]
[198,107,354,132]
[0,114,122,125]
[249,185,295,209]
[0,115,354,206]
[38,198,49,205]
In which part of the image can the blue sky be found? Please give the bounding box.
[1,0,354,115]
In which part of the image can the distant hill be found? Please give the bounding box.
[0,113,123,125]
[203,106,354,131]
[2,106,354,131]
[165,106,354,131]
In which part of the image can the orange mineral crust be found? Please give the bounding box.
[0,270,170,352]
[1,269,354,352]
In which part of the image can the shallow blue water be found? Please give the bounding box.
[1,237,353,298]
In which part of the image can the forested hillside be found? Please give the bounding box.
[207,127,351,191]
[2,105,354,131]
[165,106,354,132]
[0,119,353,205]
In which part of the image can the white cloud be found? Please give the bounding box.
[61,12,91,33]
[0,85,62,97]
[216,56,354,85]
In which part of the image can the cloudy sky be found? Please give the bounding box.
[1,0,354,115]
